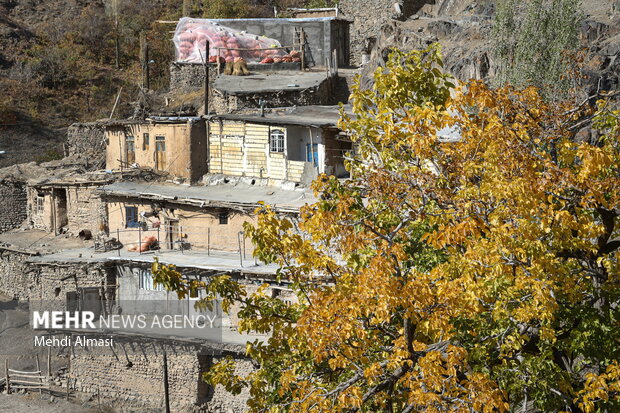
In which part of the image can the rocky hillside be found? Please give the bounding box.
[361,0,620,103]
[1,0,619,167]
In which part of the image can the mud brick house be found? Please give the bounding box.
[207,105,353,184]
[104,117,208,183]
[0,8,360,412]
[27,179,109,236]
[99,179,312,253]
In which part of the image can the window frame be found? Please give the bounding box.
[269,129,285,153]
[155,135,166,151]
[143,133,150,151]
[139,270,165,291]
[125,206,139,228]
[36,195,45,214]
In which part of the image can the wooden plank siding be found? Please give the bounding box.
[208,120,311,182]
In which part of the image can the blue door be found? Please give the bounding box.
[306,144,318,167]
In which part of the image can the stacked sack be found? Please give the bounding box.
[174,17,287,64]
[259,50,301,64]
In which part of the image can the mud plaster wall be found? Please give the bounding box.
[105,197,255,253]
[27,185,106,236]
[0,181,27,233]
[70,344,254,412]
[105,120,208,182]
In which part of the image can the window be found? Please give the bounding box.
[219,211,229,225]
[270,129,285,153]
[143,133,149,150]
[36,195,44,214]
[125,136,135,164]
[139,270,165,291]
[125,206,139,228]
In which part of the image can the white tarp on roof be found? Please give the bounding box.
[173,17,288,63]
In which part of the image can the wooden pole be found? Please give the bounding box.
[237,232,243,267]
[51,189,58,236]
[36,354,42,394]
[140,31,150,90]
[114,9,120,69]
[66,334,71,400]
[300,29,306,70]
[333,49,338,76]
[203,41,210,115]
[47,347,51,378]
[109,87,123,120]
[162,351,171,413]
[182,0,192,16]
[217,48,221,76]
[5,359,9,394]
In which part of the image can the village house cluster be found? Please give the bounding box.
[0,1,418,410]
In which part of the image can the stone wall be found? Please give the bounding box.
[0,251,113,302]
[338,0,424,65]
[66,123,106,168]
[26,185,106,236]
[0,249,37,300]
[0,181,27,233]
[169,63,219,93]
[212,79,335,114]
[70,342,254,412]
[63,185,107,235]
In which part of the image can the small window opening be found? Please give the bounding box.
[219,212,229,225]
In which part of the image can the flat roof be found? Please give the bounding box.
[99,181,316,212]
[28,247,280,277]
[208,104,352,128]
[213,71,328,95]
[0,230,91,255]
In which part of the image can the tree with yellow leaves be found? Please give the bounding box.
[153,44,620,412]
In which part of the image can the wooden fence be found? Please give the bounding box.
[4,356,49,394]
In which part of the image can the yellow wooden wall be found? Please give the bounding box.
[208,120,308,182]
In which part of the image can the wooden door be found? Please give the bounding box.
[125,136,135,165]
[155,136,166,171]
